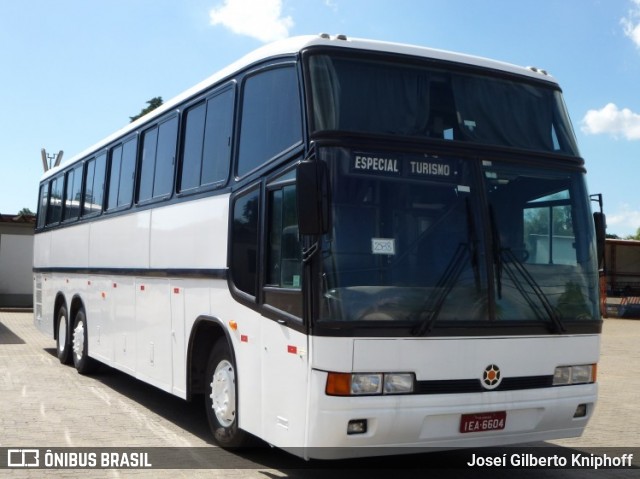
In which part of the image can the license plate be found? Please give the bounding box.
[459,411,506,433]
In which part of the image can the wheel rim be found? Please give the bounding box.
[210,359,236,427]
[57,314,67,353]
[72,320,85,362]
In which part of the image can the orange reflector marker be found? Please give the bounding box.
[229,320,238,331]
[326,372,352,396]
[592,363,598,383]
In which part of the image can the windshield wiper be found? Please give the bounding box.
[412,243,469,336]
[412,198,479,336]
[500,248,566,333]
[488,207,565,334]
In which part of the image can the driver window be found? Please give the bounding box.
[265,177,303,319]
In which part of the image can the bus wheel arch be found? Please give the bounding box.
[188,317,250,448]
[187,316,230,397]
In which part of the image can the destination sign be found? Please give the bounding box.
[351,152,459,182]
[352,155,401,175]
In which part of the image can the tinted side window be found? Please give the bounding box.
[180,88,233,192]
[265,181,303,318]
[63,165,83,221]
[267,185,301,288]
[37,183,49,229]
[237,66,302,177]
[181,102,206,191]
[47,176,63,225]
[107,144,123,210]
[82,153,106,216]
[107,138,137,210]
[118,138,137,207]
[139,117,177,201]
[231,187,260,297]
[202,89,233,185]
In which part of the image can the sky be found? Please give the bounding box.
[1,0,639,236]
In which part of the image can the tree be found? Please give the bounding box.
[18,207,34,216]
[130,97,163,123]
[625,227,640,241]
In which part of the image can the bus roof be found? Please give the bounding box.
[43,34,557,179]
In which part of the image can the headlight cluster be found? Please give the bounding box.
[326,372,414,396]
[553,364,597,386]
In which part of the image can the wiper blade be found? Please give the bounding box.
[500,248,566,334]
[412,243,469,336]
[488,206,564,333]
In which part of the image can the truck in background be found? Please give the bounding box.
[605,238,640,318]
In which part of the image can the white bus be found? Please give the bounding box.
[34,34,605,459]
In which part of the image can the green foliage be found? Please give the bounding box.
[625,227,640,241]
[130,97,163,123]
[18,207,34,216]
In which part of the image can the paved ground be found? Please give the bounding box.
[1,311,639,478]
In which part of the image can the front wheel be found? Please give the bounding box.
[205,340,250,448]
[72,308,98,374]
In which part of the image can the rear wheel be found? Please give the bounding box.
[56,305,72,364]
[72,308,98,374]
[205,340,249,448]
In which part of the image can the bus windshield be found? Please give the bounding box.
[317,147,600,330]
[307,53,579,156]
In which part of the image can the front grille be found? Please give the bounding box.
[414,375,553,395]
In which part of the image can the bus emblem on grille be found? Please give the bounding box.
[482,364,502,389]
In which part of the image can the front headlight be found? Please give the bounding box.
[384,373,415,394]
[351,373,383,395]
[553,364,596,386]
[326,372,415,396]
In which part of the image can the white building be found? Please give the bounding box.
[0,214,34,308]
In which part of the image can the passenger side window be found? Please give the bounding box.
[180,87,234,192]
[82,153,106,216]
[63,165,83,222]
[107,137,137,210]
[237,66,302,177]
[47,176,63,225]
[36,183,49,229]
[139,116,178,202]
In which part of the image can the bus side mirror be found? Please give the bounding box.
[593,212,606,269]
[296,160,331,236]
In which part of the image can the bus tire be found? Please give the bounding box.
[72,308,98,374]
[56,305,72,364]
[205,340,249,448]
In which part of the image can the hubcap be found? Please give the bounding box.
[58,315,67,353]
[72,320,85,361]
[210,359,236,427]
